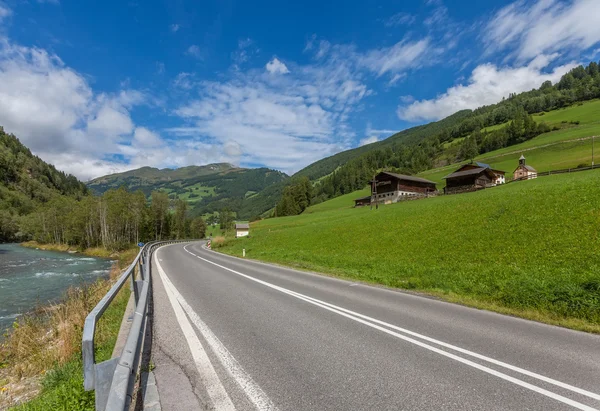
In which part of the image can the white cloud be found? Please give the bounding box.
[265,57,289,74]
[485,0,600,61]
[0,36,173,180]
[304,34,317,52]
[172,50,371,174]
[359,136,378,146]
[186,45,202,59]
[173,72,195,89]
[384,12,415,27]
[170,24,180,32]
[87,105,133,137]
[133,127,162,147]
[231,38,257,65]
[359,38,433,77]
[0,4,11,21]
[315,40,330,59]
[398,55,577,121]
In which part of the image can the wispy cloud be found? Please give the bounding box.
[484,0,600,61]
[170,50,372,174]
[359,38,434,77]
[185,45,202,59]
[0,3,12,21]
[383,12,416,27]
[170,23,180,32]
[231,37,258,65]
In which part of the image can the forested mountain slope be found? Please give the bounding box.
[293,109,473,181]
[0,129,88,241]
[88,165,289,219]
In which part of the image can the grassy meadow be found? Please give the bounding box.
[218,171,600,332]
[419,99,600,186]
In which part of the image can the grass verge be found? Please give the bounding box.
[0,252,135,410]
[216,171,600,334]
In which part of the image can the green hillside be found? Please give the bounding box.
[88,165,289,219]
[0,129,88,242]
[419,99,600,185]
[217,170,600,332]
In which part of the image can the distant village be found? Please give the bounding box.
[355,154,538,207]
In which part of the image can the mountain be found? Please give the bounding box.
[0,129,88,241]
[87,164,289,219]
[88,163,235,188]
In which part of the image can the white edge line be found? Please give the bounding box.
[196,243,600,401]
[154,249,236,411]
[183,244,599,411]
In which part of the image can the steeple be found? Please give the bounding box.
[519,154,526,166]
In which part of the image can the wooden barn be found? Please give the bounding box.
[443,166,498,194]
[513,155,537,180]
[455,162,506,185]
[370,172,437,205]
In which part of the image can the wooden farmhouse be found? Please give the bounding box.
[444,165,498,194]
[235,223,249,238]
[365,172,437,205]
[456,162,506,185]
[513,155,537,180]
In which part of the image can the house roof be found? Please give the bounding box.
[519,154,526,160]
[458,162,505,175]
[443,167,495,180]
[376,171,436,185]
[515,164,537,172]
[235,223,250,229]
[354,196,372,202]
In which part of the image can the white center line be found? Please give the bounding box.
[183,244,600,411]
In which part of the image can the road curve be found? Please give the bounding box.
[150,241,600,411]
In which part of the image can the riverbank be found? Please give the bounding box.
[20,241,139,267]
[0,244,138,409]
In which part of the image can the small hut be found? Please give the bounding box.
[235,223,250,238]
[354,196,371,207]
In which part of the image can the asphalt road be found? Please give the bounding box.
[150,242,600,411]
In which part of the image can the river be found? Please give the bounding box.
[0,243,115,334]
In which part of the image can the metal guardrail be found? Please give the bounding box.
[82,240,188,411]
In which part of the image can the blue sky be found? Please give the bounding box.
[0,0,598,180]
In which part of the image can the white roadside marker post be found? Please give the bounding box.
[243,249,246,258]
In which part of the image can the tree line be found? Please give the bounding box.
[20,187,207,250]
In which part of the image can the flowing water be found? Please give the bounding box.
[0,243,115,334]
